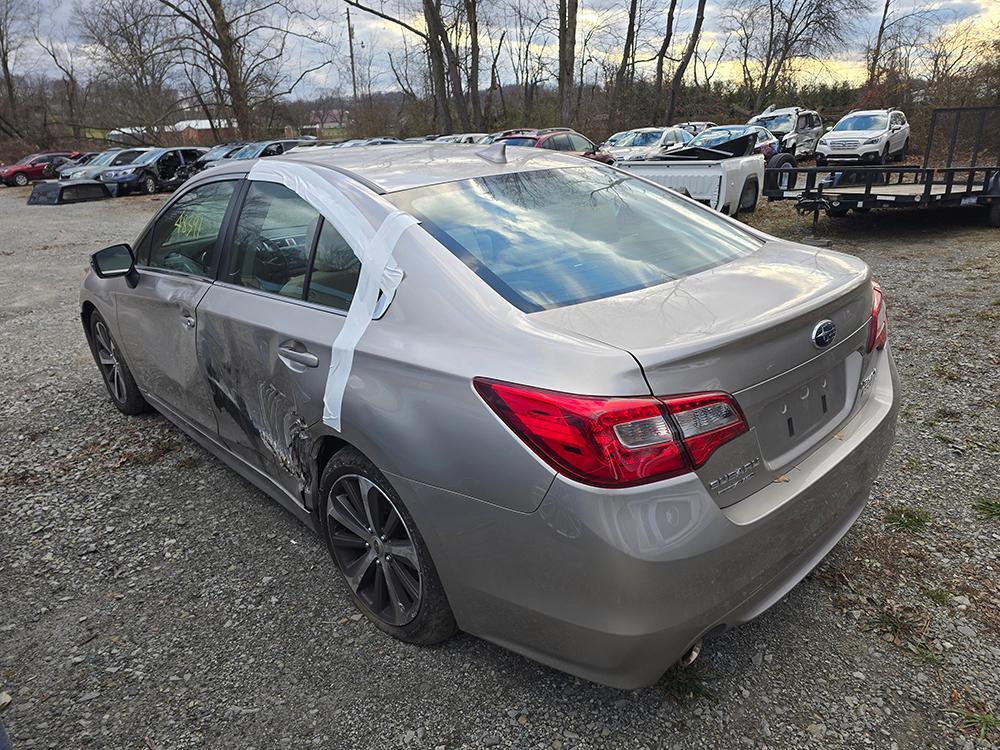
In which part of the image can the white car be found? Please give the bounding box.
[435,133,488,144]
[604,127,693,161]
[816,109,910,166]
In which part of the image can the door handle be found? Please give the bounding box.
[278,343,319,368]
[181,315,195,329]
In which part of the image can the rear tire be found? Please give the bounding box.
[989,201,1000,228]
[826,205,850,217]
[88,312,149,415]
[737,178,759,214]
[319,447,457,645]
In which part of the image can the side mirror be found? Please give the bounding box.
[91,243,139,287]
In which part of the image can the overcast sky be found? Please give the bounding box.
[36,0,1000,98]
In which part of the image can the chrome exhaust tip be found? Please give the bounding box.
[680,640,702,667]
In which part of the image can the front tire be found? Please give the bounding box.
[88,312,149,415]
[142,174,157,194]
[320,447,457,645]
[13,173,28,187]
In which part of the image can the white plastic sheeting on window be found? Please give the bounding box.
[247,160,419,431]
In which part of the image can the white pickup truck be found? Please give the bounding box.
[614,152,765,216]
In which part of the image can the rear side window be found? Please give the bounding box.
[224,181,361,310]
[146,180,237,276]
[305,221,361,311]
[391,166,762,312]
[224,181,320,298]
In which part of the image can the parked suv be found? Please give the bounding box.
[815,109,910,166]
[495,128,614,164]
[0,151,78,186]
[748,107,823,158]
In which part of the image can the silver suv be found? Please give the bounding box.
[816,109,910,165]
[748,106,824,158]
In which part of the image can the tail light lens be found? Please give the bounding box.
[867,281,888,352]
[474,378,747,488]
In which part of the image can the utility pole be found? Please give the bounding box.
[346,6,359,106]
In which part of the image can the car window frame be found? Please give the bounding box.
[135,175,245,281]
[213,178,361,318]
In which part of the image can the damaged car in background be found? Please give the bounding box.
[748,106,824,159]
[615,131,766,215]
[80,143,898,689]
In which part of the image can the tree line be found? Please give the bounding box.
[0,0,997,154]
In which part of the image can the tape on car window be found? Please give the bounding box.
[248,160,418,431]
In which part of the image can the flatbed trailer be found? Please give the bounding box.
[763,106,1000,227]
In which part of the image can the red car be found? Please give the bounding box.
[0,151,79,186]
[495,128,615,164]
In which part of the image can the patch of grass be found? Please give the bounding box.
[659,663,716,703]
[913,646,942,665]
[973,497,1000,521]
[957,712,999,741]
[923,588,952,606]
[902,456,923,472]
[886,504,932,533]
[974,309,998,321]
[867,602,929,648]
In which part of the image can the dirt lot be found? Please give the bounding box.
[1,183,998,750]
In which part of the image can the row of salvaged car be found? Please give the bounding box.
[4,106,910,210]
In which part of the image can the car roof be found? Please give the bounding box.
[201,143,594,194]
[846,109,891,116]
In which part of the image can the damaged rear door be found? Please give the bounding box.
[197,180,359,505]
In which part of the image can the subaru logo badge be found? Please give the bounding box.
[812,320,837,349]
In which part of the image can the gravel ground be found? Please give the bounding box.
[1,184,998,750]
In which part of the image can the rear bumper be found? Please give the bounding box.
[391,348,898,688]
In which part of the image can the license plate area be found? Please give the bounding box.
[755,361,850,466]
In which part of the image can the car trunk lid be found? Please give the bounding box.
[531,240,875,503]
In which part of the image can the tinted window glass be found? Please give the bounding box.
[304,221,361,311]
[568,134,592,151]
[391,166,762,311]
[502,137,536,147]
[550,134,574,151]
[225,181,319,298]
[147,180,236,276]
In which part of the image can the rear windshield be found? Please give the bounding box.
[390,166,762,312]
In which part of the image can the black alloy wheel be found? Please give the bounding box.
[89,312,149,415]
[320,448,456,644]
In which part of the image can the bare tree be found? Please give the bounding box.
[652,0,680,123]
[77,0,182,135]
[154,0,331,137]
[0,0,34,137]
[34,20,89,139]
[556,0,577,123]
[724,0,860,111]
[666,0,708,123]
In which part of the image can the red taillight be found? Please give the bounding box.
[867,281,888,352]
[473,378,747,488]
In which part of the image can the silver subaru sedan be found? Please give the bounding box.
[80,144,897,688]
